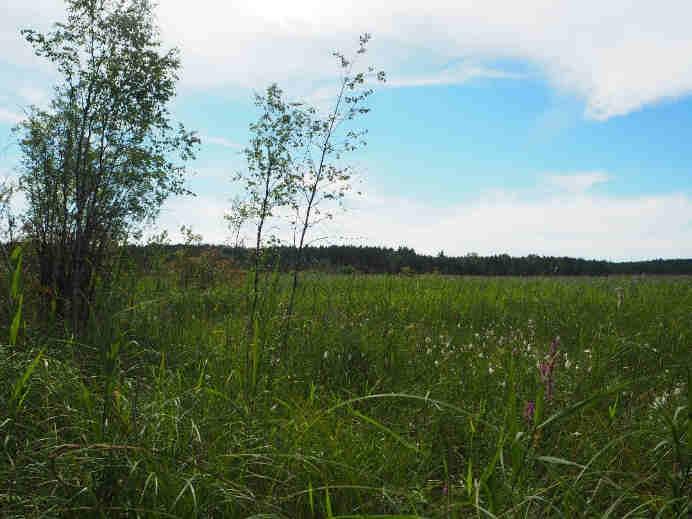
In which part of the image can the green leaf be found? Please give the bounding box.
[352,409,419,452]
[536,382,629,431]
[10,247,22,301]
[10,349,43,414]
[325,486,334,518]
[9,294,23,346]
[535,455,585,469]
[10,245,22,262]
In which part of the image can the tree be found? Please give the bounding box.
[224,195,254,248]
[282,33,385,345]
[17,0,198,328]
[0,178,19,325]
[234,83,307,332]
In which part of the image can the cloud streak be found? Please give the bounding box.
[386,62,521,88]
[203,135,243,149]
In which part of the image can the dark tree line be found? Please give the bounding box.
[132,244,692,276]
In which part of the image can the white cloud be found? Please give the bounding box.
[0,0,63,68]
[153,193,230,244]
[154,0,692,119]
[0,107,23,125]
[3,1,692,119]
[203,135,243,149]
[153,174,692,260]
[547,172,610,193]
[17,86,49,107]
[329,185,691,261]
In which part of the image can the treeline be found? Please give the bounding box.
[134,244,692,276]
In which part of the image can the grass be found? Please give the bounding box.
[0,266,690,517]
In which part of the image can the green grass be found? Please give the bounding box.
[1,271,690,517]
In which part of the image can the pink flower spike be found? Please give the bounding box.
[524,400,536,425]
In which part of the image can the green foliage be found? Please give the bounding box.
[8,349,43,415]
[8,245,23,346]
[290,33,386,240]
[234,84,305,309]
[16,0,198,327]
[1,270,690,517]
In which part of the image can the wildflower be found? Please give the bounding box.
[488,366,495,375]
[549,336,560,357]
[523,400,535,425]
[651,392,670,410]
[539,336,560,401]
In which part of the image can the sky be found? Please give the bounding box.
[1,0,691,261]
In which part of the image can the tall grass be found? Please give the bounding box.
[1,268,689,517]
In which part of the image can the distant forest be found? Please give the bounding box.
[136,244,692,276]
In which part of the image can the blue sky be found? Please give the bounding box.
[1,0,691,260]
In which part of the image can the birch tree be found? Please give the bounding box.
[17,0,198,328]
[283,34,385,345]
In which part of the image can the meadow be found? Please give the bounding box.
[1,262,690,517]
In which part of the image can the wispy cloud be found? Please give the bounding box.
[203,135,243,149]
[547,172,610,193]
[387,63,521,89]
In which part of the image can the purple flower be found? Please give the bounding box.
[524,400,535,425]
[549,336,560,357]
[539,360,552,382]
[538,336,560,401]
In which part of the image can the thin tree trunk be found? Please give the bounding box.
[281,79,347,351]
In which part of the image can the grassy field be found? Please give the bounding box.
[1,268,690,517]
